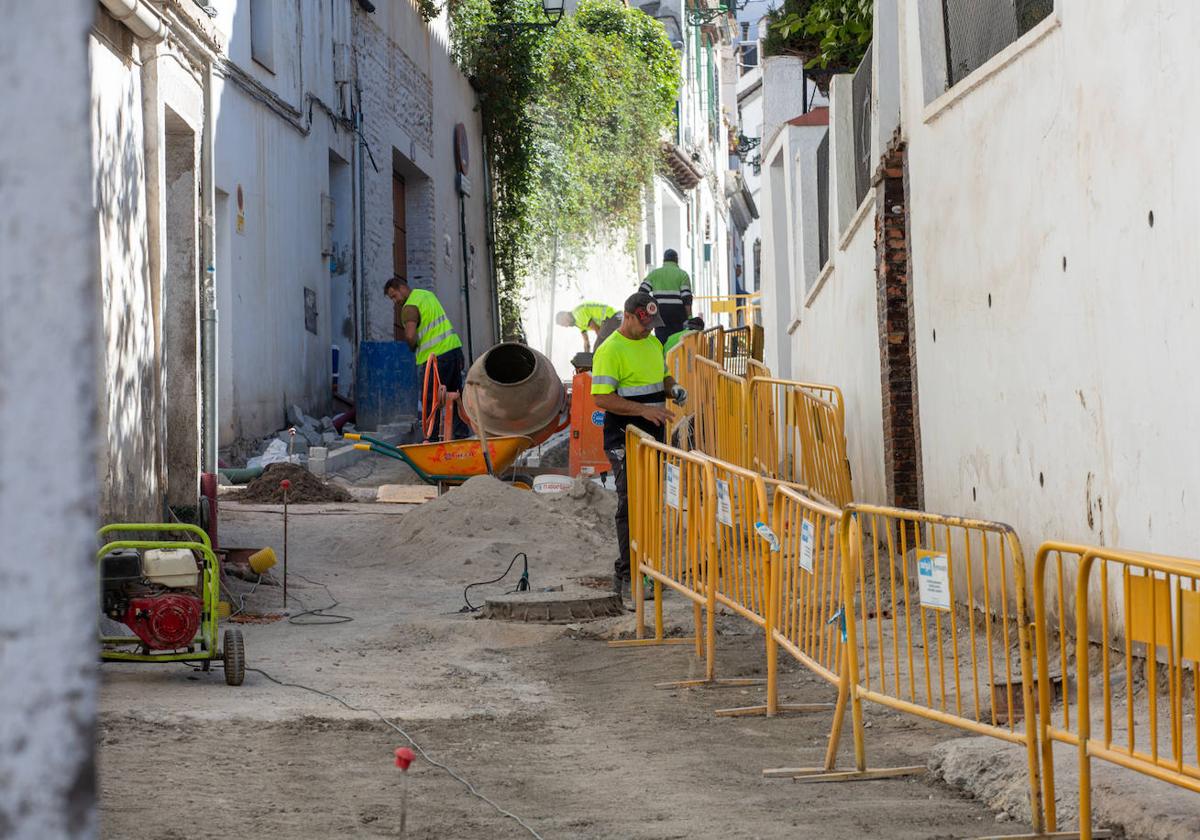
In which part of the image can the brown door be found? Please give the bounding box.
[392,172,407,340]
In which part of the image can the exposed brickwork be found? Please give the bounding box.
[874,132,924,511]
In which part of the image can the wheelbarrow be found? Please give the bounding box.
[344,432,535,491]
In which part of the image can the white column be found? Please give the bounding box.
[0,2,100,837]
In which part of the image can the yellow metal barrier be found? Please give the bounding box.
[699,325,725,364]
[784,505,1045,829]
[694,356,750,468]
[1035,544,1200,838]
[693,293,762,326]
[746,358,770,380]
[722,325,753,376]
[719,484,845,721]
[748,378,852,507]
[665,331,703,445]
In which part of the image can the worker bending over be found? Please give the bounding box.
[384,278,470,441]
[639,248,693,344]
[591,292,688,602]
[662,316,705,355]
[555,302,620,353]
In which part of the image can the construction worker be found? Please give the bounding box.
[639,248,693,344]
[662,316,705,356]
[383,278,470,441]
[555,301,620,353]
[591,292,688,602]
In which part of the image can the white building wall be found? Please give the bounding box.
[210,0,493,445]
[897,0,1200,555]
[1,2,100,834]
[91,21,162,522]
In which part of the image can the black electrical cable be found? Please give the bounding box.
[246,666,545,840]
[462,552,530,612]
[287,571,353,625]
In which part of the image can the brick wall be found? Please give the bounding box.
[874,132,924,511]
[354,12,438,342]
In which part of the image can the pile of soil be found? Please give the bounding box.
[543,477,617,537]
[239,463,352,504]
[392,475,617,574]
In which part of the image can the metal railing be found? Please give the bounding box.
[852,44,873,207]
[942,0,1054,88]
[816,131,830,277]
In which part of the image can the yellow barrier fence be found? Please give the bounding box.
[779,505,1046,833]
[748,378,853,507]
[1035,544,1200,838]
[694,356,749,468]
[665,331,703,445]
[718,484,846,721]
[700,325,725,364]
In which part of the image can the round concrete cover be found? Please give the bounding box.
[482,585,622,623]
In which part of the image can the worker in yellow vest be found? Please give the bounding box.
[555,302,620,353]
[384,278,469,441]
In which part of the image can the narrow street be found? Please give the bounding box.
[99,489,1031,839]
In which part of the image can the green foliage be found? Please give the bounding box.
[417,0,440,23]
[766,0,872,70]
[450,0,680,336]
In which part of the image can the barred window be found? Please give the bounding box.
[943,0,1054,87]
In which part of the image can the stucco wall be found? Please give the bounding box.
[791,211,887,505]
[898,0,1200,555]
[1,2,100,834]
[91,31,162,522]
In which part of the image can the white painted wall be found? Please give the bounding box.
[897,0,1200,556]
[791,205,887,505]
[210,0,493,444]
[0,2,99,835]
[91,25,161,522]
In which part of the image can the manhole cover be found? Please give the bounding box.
[482,586,623,623]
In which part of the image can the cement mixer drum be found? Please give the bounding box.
[464,342,568,441]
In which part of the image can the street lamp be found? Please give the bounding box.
[488,0,564,31]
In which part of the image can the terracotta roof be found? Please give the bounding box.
[661,142,703,191]
[786,106,829,127]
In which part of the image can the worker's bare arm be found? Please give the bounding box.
[581,330,591,353]
[402,304,420,350]
[594,392,674,427]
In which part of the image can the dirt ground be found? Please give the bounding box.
[98,482,1035,839]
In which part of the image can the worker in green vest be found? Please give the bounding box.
[555,301,620,353]
[384,277,469,441]
[592,292,688,604]
[662,316,705,356]
[639,248,693,343]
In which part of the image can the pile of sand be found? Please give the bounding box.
[239,463,352,504]
[391,475,617,578]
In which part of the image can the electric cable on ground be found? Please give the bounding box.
[462,552,530,612]
[287,571,353,625]
[246,665,545,840]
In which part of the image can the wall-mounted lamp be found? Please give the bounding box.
[488,0,565,32]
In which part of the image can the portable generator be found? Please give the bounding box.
[97,523,244,686]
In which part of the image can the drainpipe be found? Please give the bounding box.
[480,133,500,343]
[99,0,165,40]
[200,64,218,473]
[355,84,368,344]
[457,176,475,361]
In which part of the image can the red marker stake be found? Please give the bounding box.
[395,747,415,836]
[281,479,291,607]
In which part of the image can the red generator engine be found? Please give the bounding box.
[101,548,203,650]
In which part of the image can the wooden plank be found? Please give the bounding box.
[376,484,438,504]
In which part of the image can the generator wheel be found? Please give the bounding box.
[223,628,245,686]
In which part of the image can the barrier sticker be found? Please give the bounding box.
[917,550,951,610]
[665,463,681,510]
[590,410,605,426]
[715,479,733,526]
[799,520,815,573]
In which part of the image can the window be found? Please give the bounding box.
[250,0,276,72]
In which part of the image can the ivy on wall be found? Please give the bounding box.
[765,0,872,71]
[448,0,680,336]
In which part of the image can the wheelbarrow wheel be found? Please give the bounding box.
[503,472,535,490]
[223,628,245,686]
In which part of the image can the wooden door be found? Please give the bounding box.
[392,172,407,340]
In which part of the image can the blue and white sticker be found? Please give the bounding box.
[715,479,733,526]
[799,519,815,574]
[590,409,605,426]
[917,550,951,610]
[665,463,681,510]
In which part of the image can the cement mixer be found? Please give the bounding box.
[345,342,568,489]
[463,342,568,445]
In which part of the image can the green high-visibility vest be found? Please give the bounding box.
[407,289,462,365]
[572,302,616,331]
